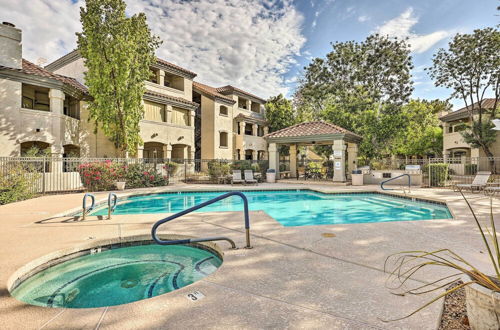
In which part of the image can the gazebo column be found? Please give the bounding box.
[332,140,347,182]
[289,144,297,178]
[347,143,358,174]
[268,143,279,176]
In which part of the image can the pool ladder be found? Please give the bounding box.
[151,191,251,249]
[81,193,118,220]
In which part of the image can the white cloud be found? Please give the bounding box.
[0,0,84,63]
[375,7,449,53]
[358,15,370,22]
[0,0,306,98]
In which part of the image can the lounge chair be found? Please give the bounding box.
[244,170,258,185]
[455,171,491,193]
[231,170,245,185]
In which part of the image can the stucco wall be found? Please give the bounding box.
[213,100,234,159]
[51,58,86,84]
[200,95,215,160]
[79,101,120,158]
[0,79,22,156]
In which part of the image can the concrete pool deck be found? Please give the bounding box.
[0,183,498,329]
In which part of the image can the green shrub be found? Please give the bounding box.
[125,164,168,188]
[0,165,37,204]
[424,163,449,187]
[78,161,124,191]
[231,160,253,171]
[208,160,231,182]
[465,164,478,175]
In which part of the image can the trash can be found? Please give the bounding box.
[266,169,276,183]
[351,170,363,186]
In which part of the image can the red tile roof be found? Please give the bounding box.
[156,57,196,77]
[144,91,198,107]
[216,85,266,103]
[265,121,361,139]
[0,59,88,94]
[440,98,498,121]
[45,49,197,78]
[193,81,235,103]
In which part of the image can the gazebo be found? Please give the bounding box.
[264,121,362,182]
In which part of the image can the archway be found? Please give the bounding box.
[171,144,188,161]
[144,142,165,160]
[20,141,50,156]
[63,144,80,157]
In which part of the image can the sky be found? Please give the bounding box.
[0,0,498,109]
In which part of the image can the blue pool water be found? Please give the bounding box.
[91,190,452,226]
[11,244,222,308]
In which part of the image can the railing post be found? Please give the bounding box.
[151,191,251,249]
[42,157,46,194]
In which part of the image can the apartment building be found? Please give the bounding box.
[45,51,198,160]
[0,22,268,161]
[192,82,268,161]
[440,99,499,158]
[0,22,88,160]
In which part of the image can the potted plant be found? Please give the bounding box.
[384,191,500,328]
[115,163,127,190]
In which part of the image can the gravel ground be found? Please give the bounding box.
[438,281,470,330]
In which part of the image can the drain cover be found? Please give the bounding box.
[321,233,336,238]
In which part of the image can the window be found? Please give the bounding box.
[238,97,248,109]
[219,132,228,147]
[164,72,184,91]
[220,105,228,116]
[171,107,190,126]
[251,102,260,113]
[63,96,80,119]
[245,123,253,135]
[144,101,166,122]
[22,84,49,111]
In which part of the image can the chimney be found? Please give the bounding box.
[0,22,22,69]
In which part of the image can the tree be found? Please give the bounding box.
[265,94,296,132]
[427,27,500,158]
[77,0,161,156]
[296,34,413,118]
[320,95,405,161]
[392,100,448,158]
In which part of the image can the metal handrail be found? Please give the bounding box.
[151,191,251,249]
[108,193,118,219]
[380,174,411,191]
[82,193,95,220]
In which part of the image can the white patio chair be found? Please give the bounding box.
[231,170,245,185]
[244,170,258,185]
[455,171,491,193]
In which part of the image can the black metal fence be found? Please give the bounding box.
[0,157,269,194]
[3,155,500,193]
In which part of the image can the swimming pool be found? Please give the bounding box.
[91,190,452,226]
[11,244,222,308]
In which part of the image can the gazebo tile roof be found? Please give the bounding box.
[264,121,361,139]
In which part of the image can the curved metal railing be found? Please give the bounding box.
[108,193,118,219]
[151,191,251,249]
[380,174,411,191]
[82,193,95,220]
